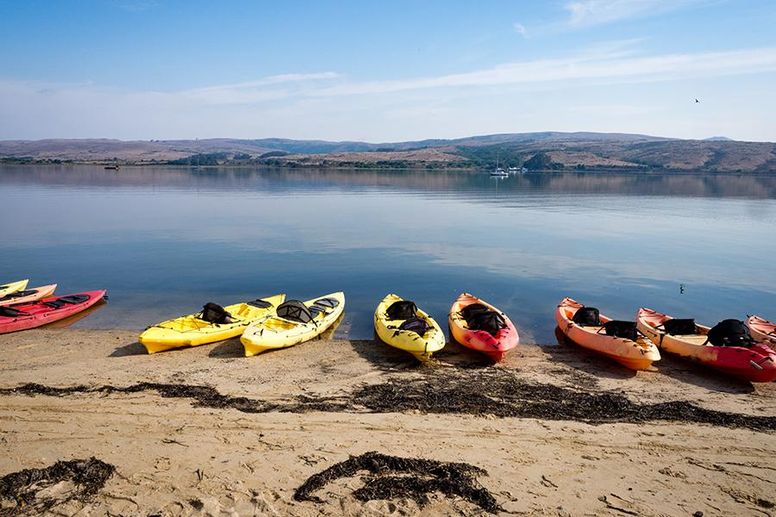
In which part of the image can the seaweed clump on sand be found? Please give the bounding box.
[294,451,501,513]
[349,370,776,431]
[1,382,280,413]
[0,457,115,516]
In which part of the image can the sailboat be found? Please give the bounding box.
[490,156,508,176]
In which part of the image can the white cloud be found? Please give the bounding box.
[310,46,776,97]
[2,45,776,141]
[565,0,706,27]
[513,22,528,38]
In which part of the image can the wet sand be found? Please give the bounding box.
[1,328,774,516]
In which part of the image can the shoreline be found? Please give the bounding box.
[1,328,774,515]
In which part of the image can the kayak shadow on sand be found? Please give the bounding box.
[350,332,495,372]
[208,338,245,358]
[350,333,426,372]
[434,336,499,369]
[110,340,147,357]
[648,351,755,394]
[547,327,638,380]
[42,301,107,330]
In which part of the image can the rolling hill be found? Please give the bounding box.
[1,132,775,172]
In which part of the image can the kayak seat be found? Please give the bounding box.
[0,289,36,301]
[314,297,339,308]
[58,294,90,304]
[44,300,65,309]
[308,305,324,318]
[0,306,28,318]
[247,299,272,309]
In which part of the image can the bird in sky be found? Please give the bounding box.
[695,98,700,103]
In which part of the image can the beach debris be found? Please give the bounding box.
[346,370,776,431]
[598,494,639,515]
[3,369,775,431]
[294,451,502,513]
[0,457,115,516]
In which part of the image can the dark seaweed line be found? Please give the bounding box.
[293,451,502,513]
[1,377,773,432]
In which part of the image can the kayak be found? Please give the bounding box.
[0,284,57,307]
[374,293,445,362]
[139,294,285,354]
[448,292,518,362]
[0,279,29,298]
[639,308,776,382]
[555,297,660,370]
[241,292,345,357]
[0,290,107,334]
[746,315,776,350]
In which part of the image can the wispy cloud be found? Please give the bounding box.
[310,46,776,97]
[181,72,340,104]
[513,22,528,38]
[564,0,707,27]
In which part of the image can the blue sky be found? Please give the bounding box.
[1,0,775,141]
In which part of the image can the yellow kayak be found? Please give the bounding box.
[241,292,345,357]
[374,293,445,362]
[0,279,29,298]
[139,294,285,353]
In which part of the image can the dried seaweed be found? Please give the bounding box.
[349,370,776,431]
[294,451,501,513]
[0,457,114,516]
[2,368,774,432]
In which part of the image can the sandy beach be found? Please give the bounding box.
[1,328,774,516]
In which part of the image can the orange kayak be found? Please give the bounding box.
[448,293,518,362]
[555,297,660,370]
[639,308,776,382]
[0,284,57,307]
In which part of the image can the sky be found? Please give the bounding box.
[1,0,775,142]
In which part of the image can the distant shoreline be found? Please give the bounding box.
[3,160,776,175]
[2,131,775,173]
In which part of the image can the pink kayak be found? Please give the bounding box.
[747,315,776,351]
[638,308,776,383]
[0,290,107,334]
[448,293,518,362]
[0,284,57,307]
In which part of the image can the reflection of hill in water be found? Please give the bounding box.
[2,165,775,199]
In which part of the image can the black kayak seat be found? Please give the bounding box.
[0,289,37,301]
[247,299,272,309]
[276,300,313,323]
[0,306,29,318]
[314,297,340,308]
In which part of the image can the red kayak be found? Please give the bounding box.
[638,308,776,383]
[0,290,107,334]
[448,293,519,362]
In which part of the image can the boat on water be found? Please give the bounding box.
[489,167,508,177]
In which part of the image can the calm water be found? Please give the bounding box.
[1,165,775,344]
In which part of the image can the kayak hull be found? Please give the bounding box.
[638,308,776,382]
[0,279,29,299]
[746,315,776,350]
[374,294,445,362]
[0,284,57,307]
[0,290,107,334]
[555,297,660,371]
[241,292,345,356]
[448,293,518,362]
[139,294,285,353]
